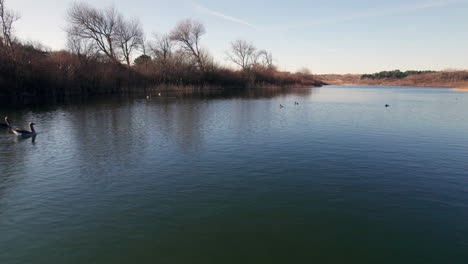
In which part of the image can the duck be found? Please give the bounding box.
[385,104,390,107]
[0,116,12,129]
[280,104,284,108]
[13,122,37,137]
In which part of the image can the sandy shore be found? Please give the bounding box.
[451,87,468,92]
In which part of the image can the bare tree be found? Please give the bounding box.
[0,0,20,47]
[227,40,257,71]
[67,3,119,63]
[67,34,98,63]
[146,33,174,82]
[140,34,147,56]
[115,16,144,66]
[150,33,174,65]
[257,49,275,70]
[199,49,217,72]
[170,19,206,72]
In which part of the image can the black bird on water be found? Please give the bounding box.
[385,104,390,108]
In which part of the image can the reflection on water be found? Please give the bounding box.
[0,86,467,264]
[13,135,36,144]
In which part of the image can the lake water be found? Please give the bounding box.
[0,85,467,263]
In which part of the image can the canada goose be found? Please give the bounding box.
[280,104,284,108]
[13,122,37,137]
[0,117,12,128]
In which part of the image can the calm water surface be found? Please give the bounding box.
[0,86,467,263]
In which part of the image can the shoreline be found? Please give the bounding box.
[0,84,323,108]
[319,82,468,90]
[451,87,468,92]
[322,83,457,88]
[323,83,468,92]
[316,71,468,89]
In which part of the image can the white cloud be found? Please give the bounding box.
[194,5,258,30]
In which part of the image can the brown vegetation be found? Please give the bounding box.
[0,1,323,106]
[317,71,468,88]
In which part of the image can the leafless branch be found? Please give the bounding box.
[227,39,257,71]
[0,0,20,48]
[169,19,206,72]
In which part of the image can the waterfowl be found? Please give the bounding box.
[280,104,284,108]
[0,116,12,128]
[385,104,390,107]
[13,122,37,137]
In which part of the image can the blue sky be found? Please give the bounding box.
[8,0,468,73]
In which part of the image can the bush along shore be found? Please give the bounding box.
[0,1,324,106]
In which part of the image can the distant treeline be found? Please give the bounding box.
[0,0,323,106]
[361,70,435,80]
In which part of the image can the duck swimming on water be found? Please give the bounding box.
[0,117,12,129]
[13,122,37,137]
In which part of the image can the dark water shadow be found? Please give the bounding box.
[0,87,317,111]
[13,135,37,145]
